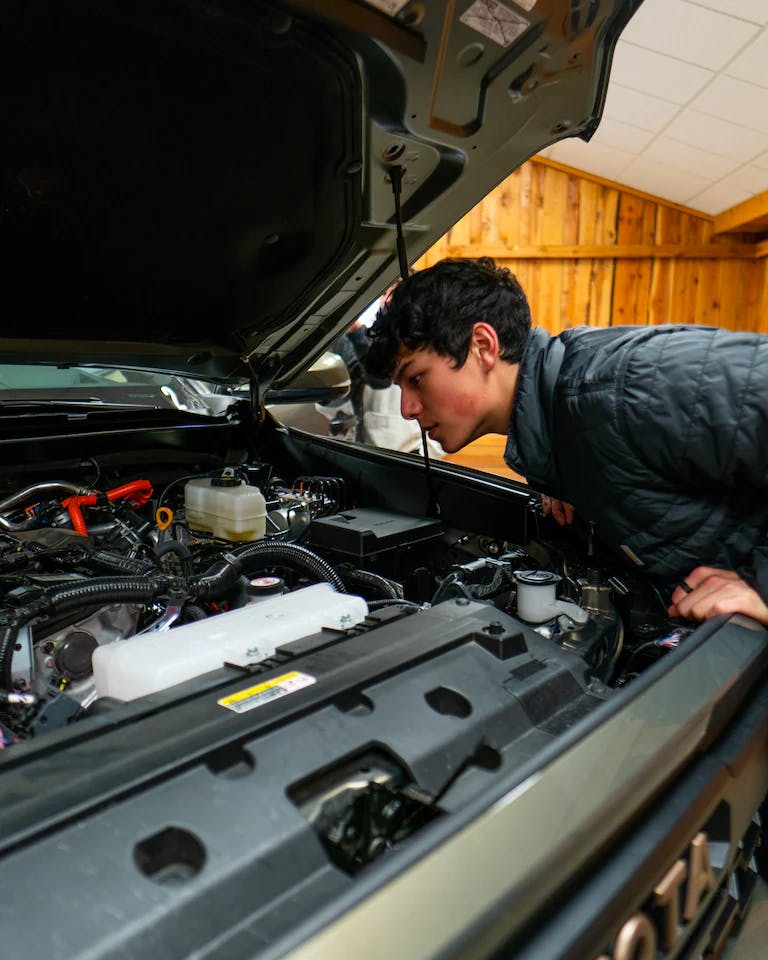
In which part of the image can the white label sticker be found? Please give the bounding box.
[513,0,537,11]
[460,0,529,47]
[218,671,316,715]
[364,0,410,15]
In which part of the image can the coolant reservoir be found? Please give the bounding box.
[92,582,368,702]
[184,470,266,541]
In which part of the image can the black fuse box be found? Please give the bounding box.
[306,507,443,560]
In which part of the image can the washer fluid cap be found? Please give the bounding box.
[514,570,561,586]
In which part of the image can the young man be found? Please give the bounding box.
[366,257,768,626]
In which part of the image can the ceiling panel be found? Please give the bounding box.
[601,83,680,132]
[619,157,712,203]
[610,42,712,104]
[540,2,768,215]
[725,28,768,88]
[661,111,768,163]
[618,0,758,69]
[720,165,768,195]
[544,138,635,181]
[589,118,655,154]
[688,0,768,26]
[693,76,768,135]
[641,137,737,180]
[687,182,752,215]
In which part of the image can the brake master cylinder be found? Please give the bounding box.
[514,570,588,624]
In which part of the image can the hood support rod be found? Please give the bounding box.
[389,166,440,518]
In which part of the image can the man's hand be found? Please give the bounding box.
[541,496,574,526]
[668,566,768,625]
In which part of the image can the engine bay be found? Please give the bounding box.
[0,451,690,752]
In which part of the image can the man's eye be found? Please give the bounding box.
[409,374,422,387]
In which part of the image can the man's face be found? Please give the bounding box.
[393,345,492,453]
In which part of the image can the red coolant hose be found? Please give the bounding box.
[62,480,153,535]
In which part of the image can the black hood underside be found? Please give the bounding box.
[4,0,359,377]
[3,0,639,382]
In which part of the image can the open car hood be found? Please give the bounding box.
[3,0,639,384]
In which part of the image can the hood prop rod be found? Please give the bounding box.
[389,165,440,518]
[241,352,282,432]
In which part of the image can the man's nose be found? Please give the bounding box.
[400,386,422,421]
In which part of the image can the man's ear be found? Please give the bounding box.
[471,322,501,370]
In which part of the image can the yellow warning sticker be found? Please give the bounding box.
[218,671,316,715]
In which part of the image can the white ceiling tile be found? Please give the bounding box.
[662,109,768,162]
[726,28,768,89]
[590,118,654,153]
[620,157,712,204]
[686,0,768,25]
[693,75,768,134]
[538,8,768,212]
[546,138,634,181]
[602,84,681,132]
[686,182,753,214]
[620,0,758,70]
[610,41,713,104]
[720,164,768,194]
[641,137,737,179]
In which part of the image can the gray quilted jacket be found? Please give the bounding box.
[504,324,768,597]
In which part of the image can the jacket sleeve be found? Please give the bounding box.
[621,328,768,594]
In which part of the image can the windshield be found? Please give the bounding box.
[0,365,242,417]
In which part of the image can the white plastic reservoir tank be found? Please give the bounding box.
[184,470,267,541]
[92,583,368,702]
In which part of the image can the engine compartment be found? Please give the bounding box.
[0,444,689,751]
[4,422,766,947]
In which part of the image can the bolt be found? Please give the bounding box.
[382,800,402,820]
[368,837,387,857]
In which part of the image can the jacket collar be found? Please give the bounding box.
[504,326,565,493]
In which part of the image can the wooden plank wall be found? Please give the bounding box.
[419,159,768,477]
[416,159,768,335]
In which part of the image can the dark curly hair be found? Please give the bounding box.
[365,257,532,382]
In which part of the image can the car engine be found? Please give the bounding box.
[0,461,688,749]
